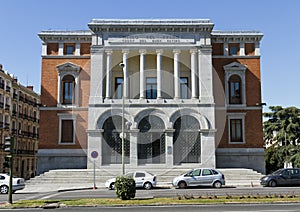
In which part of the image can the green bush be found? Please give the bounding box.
[115,175,136,200]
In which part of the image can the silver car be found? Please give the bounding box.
[172,168,225,189]
[105,171,157,190]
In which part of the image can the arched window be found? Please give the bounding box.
[62,75,75,105]
[228,75,242,104]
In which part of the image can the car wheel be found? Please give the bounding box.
[268,180,277,187]
[178,181,187,189]
[143,182,153,190]
[109,183,115,190]
[0,185,9,194]
[213,181,222,188]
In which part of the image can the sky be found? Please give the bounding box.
[0,0,299,110]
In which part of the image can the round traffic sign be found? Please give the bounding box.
[91,151,98,159]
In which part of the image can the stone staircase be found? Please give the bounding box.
[23,167,264,192]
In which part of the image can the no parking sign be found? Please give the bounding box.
[91,151,98,159]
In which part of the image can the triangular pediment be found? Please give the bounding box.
[57,62,81,72]
[223,62,247,71]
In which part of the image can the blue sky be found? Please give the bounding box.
[1,0,299,109]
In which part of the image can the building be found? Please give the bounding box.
[37,19,265,174]
[0,64,40,179]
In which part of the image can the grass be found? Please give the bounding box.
[3,195,300,208]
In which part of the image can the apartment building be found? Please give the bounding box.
[0,64,40,179]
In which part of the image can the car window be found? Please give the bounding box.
[135,172,145,178]
[0,175,5,180]
[281,169,291,175]
[202,169,213,176]
[125,173,134,178]
[212,169,219,175]
[190,169,201,176]
[291,169,300,175]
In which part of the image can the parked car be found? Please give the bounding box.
[0,174,25,194]
[172,168,225,189]
[105,171,157,190]
[260,168,300,187]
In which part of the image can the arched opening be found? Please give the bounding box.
[228,75,242,104]
[102,116,130,165]
[173,115,201,164]
[138,115,165,164]
[62,75,75,104]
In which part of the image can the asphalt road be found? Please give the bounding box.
[0,203,300,212]
[1,186,300,203]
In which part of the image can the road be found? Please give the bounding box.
[0,203,300,212]
[1,186,300,202]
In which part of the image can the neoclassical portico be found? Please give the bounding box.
[87,19,216,170]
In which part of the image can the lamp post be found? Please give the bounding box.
[119,62,125,175]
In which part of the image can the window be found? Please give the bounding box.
[58,113,76,144]
[229,75,242,104]
[202,169,213,176]
[135,172,145,178]
[115,77,123,99]
[223,62,247,106]
[230,119,243,143]
[66,45,74,55]
[230,46,237,55]
[62,75,75,105]
[180,77,188,99]
[190,169,201,176]
[146,78,157,99]
[61,120,74,143]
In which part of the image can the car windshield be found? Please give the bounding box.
[125,173,134,178]
[272,169,283,175]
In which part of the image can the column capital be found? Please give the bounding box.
[190,49,198,54]
[105,49,113,54]
[122,49,130,54]
[173,49,181,54]
[139,49,147,54]
[156,49,164,54]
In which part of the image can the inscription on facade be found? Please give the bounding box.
[108,33,195,44]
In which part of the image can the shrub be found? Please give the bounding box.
[115,175,136,200]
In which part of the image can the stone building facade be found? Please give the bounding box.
[37,19,265,174]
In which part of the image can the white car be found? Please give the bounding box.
[0,174,25,194]
[172,168,225,189]
[105,171,157,190]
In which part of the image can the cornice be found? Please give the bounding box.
[88,19,214,33]
[211,30,263,43]
[38,30,92,43]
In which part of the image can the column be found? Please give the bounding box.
[139,50,146,99]
[173,50,181,99]
[198,46,214,103]
[129,129,139,167]
[41,42,47,56]
[87,130,103,169]
[190,49,197,99]
[89,46,104,104]
[240,42,245,56]
[58,42,64,56]
[165,129,175,167]
[223,42,229,56]
[156,49,163,99]
[122,50,129,98]
[57,73,62,106]
[255,41,260,56]
[105,50,113,99]
[75,43,81,56]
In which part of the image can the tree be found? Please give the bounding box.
[263,106,300,173]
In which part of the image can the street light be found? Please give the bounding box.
[119,62,125,175]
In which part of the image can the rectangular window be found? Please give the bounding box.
[66,45,74,55]
[61,120,74,143]
[63,81,74,104]
[146,78,157,99]
[230,119,243,142]
[180,77,188,99]
[115,77,123,99]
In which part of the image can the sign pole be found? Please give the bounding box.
[93,160,96,190]
[8,137,14,204]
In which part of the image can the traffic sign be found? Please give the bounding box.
[91,151,98,159]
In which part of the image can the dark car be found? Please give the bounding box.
[260,168,300,187]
